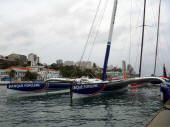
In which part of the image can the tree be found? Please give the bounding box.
[24,71,38,81]
[93,63,97,68]
[9,70,16,81]
[50,63,59,70]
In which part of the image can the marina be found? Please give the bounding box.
[0,0,169,126]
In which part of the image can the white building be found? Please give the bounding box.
[28,53,39,66]
[0,69,9,81]
[1,67,34,81]
[56,59,63,65]
[28,66,44,72]
[107,65,114,71]
[64,61,74,66]
[75,61,92,69]
[38,68,60,81]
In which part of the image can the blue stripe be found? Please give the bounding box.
[107,42,111,45]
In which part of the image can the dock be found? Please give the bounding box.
[146,99,170,127]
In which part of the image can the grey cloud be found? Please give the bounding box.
[0,0,169,76]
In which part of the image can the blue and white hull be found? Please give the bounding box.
[7,82,71,97]
[72,81,128,98]
[72,83,107,98]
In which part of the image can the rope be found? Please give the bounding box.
[79,0,102,67]
[87,0,108,61]
[128,0,133,65]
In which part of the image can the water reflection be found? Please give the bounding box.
[0,86,163,127]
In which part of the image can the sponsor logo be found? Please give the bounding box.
[8,83,41,89]
[73,84,98,90]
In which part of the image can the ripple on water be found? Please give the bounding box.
[0,86,163,127]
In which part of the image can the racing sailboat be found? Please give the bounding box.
[70,0,169,98]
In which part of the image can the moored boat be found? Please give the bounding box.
[7,80,71,97]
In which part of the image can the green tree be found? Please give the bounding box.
[24,71,38,81]
[93,63,97,68]
[9,70,16,81]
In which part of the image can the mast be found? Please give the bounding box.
[139,0,146,77]
[102,0,118,80]
[154,0,162,76]
[163,64,167,77]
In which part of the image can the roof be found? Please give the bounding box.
[5,66,32,71]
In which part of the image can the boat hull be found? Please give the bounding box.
[72,81,128,98]
[72,83,106,97]
[160,83,170,102]
[7,82,71,97]
[128,83,150,88]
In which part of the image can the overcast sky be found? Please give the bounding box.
[0,0,169,76]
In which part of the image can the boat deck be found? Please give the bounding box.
[146,99,170,127]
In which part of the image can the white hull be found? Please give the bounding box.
[6,89,69,98]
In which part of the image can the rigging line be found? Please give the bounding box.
[87,0,108,62]
[128,0,133,65]
[150,0,159,28]
[132,0,144,72]
[79,0,102,67]
[72,0,102,78]
[84,0,108,78]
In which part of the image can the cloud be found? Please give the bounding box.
[0,0,169,76]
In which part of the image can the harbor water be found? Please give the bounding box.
[0,86,163,127]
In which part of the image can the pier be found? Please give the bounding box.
[146,99,170,127]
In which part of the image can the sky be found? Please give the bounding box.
[0,0,169,76]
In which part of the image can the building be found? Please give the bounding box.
[28,66,44,72]
[7,53,27,65]
[122,60,126,72]
[107,65,114,71]
[0,65,60,81]
[0,69,9,81]
[75,61,92,69]
[28,53,39,66]
[106,71,124,80]
[64,61,74,66]
[38,68,60,81]
[127,64,135,75]
[0,55,4,59]
[3,66,34,81]
[0,58,17,68]
[56,59,63,66]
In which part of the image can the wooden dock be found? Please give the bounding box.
[146,99,170,127]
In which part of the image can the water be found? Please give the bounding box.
[0,86,163,127]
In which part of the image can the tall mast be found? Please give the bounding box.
[154,0,162,76]
[102,0,118,80]
[139,0,146,77]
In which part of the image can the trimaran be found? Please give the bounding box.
[6,0,170,101]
